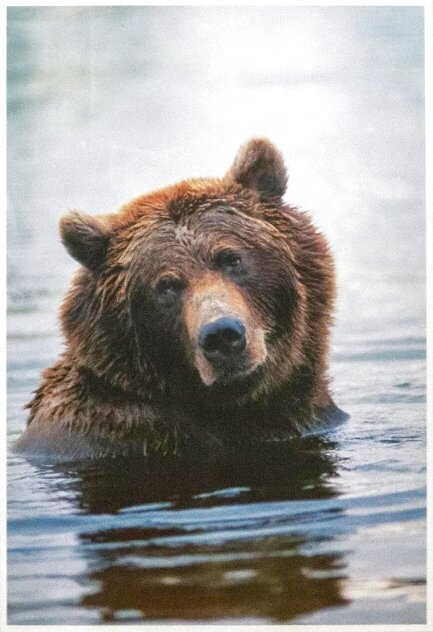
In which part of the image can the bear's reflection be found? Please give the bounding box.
[52,434,338,513]
[81,537,347,623]
[45,435,348,622]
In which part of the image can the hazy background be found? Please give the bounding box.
[7,6,426,625]
[8,6,425,346]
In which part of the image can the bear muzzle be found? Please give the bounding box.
[184,276,267,386]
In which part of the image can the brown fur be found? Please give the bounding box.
[15,138,343,460]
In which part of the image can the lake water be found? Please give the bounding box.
[7,6,427,625]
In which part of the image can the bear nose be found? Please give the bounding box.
[198,317,246,359]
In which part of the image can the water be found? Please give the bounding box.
[7,6,426,625]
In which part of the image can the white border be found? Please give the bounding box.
[424,0,432,629]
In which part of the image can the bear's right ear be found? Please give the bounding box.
[60,211,110,271]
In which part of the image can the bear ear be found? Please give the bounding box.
[227,138,288,199]
[59,211,110,271]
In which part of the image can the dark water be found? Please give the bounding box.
[7,6,426,624]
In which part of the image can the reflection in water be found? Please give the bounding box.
[35,436,348,622]
[51,435,339,513]
[81,541,346,622]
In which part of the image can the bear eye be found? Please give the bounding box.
[215,249,243,274]
[155,276,184,300]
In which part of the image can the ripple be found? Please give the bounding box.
[8,486,425,551]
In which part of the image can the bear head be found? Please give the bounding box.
[59,139,335,410]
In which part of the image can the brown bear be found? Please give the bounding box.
[15,138,345,460]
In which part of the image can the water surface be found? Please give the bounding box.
[7,6,426,625]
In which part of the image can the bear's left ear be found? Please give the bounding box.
[226,138,288,199]
[60,210,111,272]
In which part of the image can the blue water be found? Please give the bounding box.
[7,6,426,624]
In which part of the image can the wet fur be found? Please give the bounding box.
[16,139,344,460]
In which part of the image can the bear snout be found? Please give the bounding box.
[184,276,268,387]
[198,317,247,359]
